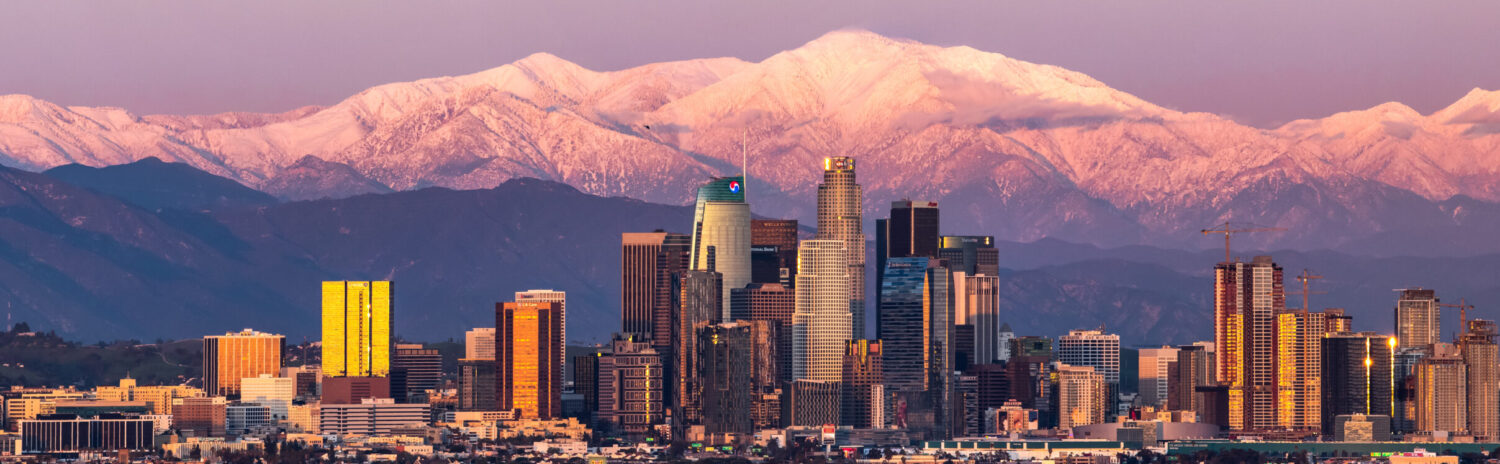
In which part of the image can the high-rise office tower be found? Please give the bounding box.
[792,240,852,383]
[1138,346,1179,407]
[698,322,756,436]
[731,283,795,385]
[938,235,1000,276]
[1057,329,1121,414]
[1416,343,1467,434]
[598,334,665,437]
[1055,364,1107,429]
[1274,308,1346,431]
[654,234,693,351]
[1396,289,1441,350]
[391,344,441,403]
[841,339,884,428]
[878,257,953,393]
[516,289,567,371]
[573,353,600,421]
[672,269,721,432]
[322,281,393,378]
[816,157,864,339]
[876,200,940,314]
[954,272,1001,365]
[496,301,563,419]
[458,359,497,411]
[751,219,799,286]
[1319,332,1394,436]
[691,176,751,316]
[1168,343,1216,414]
[203,329,284,397]
[623,232,691,340]
[1462,320,1499,441]
[1213,255,1284,431]
[465,328,496,360]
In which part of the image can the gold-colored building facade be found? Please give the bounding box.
[322,281,392,377]
[1274,309,1345,432]
[497,301,562,419]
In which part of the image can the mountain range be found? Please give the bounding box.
[3,30,1499,252]
[0,158,1493,345]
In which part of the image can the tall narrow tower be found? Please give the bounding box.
[1213,256,1284,431]
[816,157,865,339]
[691,176,751,319]
[792,239,852,382]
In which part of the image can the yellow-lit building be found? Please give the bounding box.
[322,281,393,377]
[497,301,562,419]
[1274,308,1346,432]
[204,329,284,396]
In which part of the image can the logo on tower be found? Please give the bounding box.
[728,180,741,193]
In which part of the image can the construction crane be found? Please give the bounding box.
[1200,222,1288,263]
[1442,297,1475,337]
[1285,269,1325,311]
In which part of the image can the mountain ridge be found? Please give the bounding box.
[1,29,1498,251]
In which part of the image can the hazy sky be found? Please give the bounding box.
[3,1,1498,128]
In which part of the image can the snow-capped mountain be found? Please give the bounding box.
[2,30,1497,250]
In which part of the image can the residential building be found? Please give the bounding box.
[1213,256,1284,431]
[1275,308,1346,431]
[787,380,841,427]
[1056,364,1107,429]
[1395,289,1441,350]
[1461,320,1499,441]
[1320,332,1394,436]
[1058,329,1120,415]
[1416,343,1466,435]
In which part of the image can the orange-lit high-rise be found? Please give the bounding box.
[203,329,285,397]
[497,301,563,419]
[1274,308,1346,432]
[1214,255,1284,431]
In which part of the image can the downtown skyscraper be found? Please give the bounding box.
[691,176,751,319]
[816,157,865,338]
[322,281,393,378]
[1213,255,1285,431]
[792,239,852,382]
[1396,289,1441,350]
[497,300,564,419]
[622,232,690,339]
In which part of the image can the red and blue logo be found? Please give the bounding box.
[728,180,741,193]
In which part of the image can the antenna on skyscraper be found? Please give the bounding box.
[741,128,748,198]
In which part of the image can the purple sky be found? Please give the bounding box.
[3,1,1498,128]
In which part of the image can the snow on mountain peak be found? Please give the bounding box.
[1433,87,1500,125]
